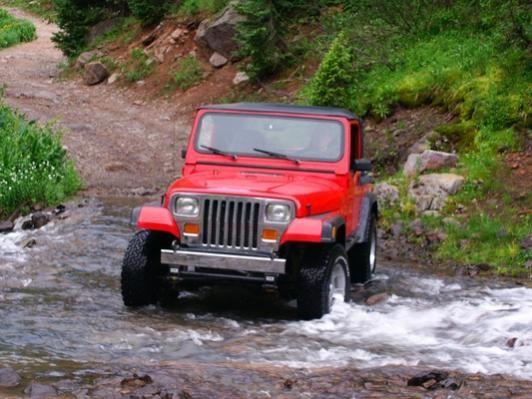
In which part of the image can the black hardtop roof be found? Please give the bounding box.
[199,102,361,121]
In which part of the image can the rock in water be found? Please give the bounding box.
[195,2,245,59]
[0,220,14,233]
[31,212,50,229]
[84,62,110,86]
[0,367,21,387]
[24,382,58,399]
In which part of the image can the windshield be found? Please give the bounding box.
[195,113,344,162]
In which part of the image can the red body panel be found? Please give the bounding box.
[137,206,180,238]
[155,108,372,244]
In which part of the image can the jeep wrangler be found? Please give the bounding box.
[122,103,378,320]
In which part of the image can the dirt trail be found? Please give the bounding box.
[0,8,191,196]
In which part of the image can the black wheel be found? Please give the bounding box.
[349,213,377,283]
[121,230,168,307]
[297,244,350,320]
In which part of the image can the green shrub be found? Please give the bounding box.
[304,32,354,109]
[127,0,169,25]
[172,55,203,90]
[176,0,229,16]
[124,48,154,82]
[0,100,81,218]
[0,8,36,49]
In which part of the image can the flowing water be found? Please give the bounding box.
[1,198,531,384]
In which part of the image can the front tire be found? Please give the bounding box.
[349,213,377,283]
[297,244,349,320]
[121,230,167,307]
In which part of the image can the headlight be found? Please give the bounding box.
[174,197,200,217]
[266,203,291,223]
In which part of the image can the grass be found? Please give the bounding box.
[171,55,203,90]
[0,98,81,218]
[0,8,36,48]
[171,0,229,17]
[0,0,55,21]
[124,48,155,82]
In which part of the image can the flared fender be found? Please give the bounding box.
[132,206,180,238]
[280,214,344,245]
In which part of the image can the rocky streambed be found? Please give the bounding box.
[0,198,531,398]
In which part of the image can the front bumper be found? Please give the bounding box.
[160,249,286,274]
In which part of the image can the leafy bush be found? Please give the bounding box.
[304,32,353,109]
[0,100,80,218]
[0,8,36,49]
[124,48,154,82]
[177,0,229,16]
[172,55,203,90]
[127,0,169,25]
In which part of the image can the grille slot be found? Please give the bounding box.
[202,198,261,250]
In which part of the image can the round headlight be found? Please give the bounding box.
[266,203,291,223]
[174,197,200,217]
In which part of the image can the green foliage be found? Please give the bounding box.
[124,48,154,82]
[127,0,169,26]
[304,32,354,109]
[176,0,229,16]
[171,55,203,90]
[0,100,81,218]
[235,0,291,81]
[0,8,36,49]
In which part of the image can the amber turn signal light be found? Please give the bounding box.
[183,223,200,236]
[261,229,278,242]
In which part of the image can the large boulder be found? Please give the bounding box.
[194,1,245,60]
[404,150,458,177]
[409,173,465,213]
[84,62,110,86]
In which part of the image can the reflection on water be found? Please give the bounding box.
[0,198,531,381]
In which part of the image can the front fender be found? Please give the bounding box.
[280,214,344,245]
[132,206,180,238]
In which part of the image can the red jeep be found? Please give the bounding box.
[122,103,378,319]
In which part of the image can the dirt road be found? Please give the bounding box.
[0,8,191,196]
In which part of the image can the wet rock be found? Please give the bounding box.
[365,292,389,306]
[0,367,21,387]
[404,150,458,177]
[195,1,245,59]
[75,50,103,69]
[374,182,399,205]
[120,373,153,389]
[24,382,58,399]
[507,337,518,348]
[53,204,66,216]
[351,279,388,303]
[407,370,449,387]
[0,220,14,233]
[84,62,110,86]
[233,71,250,85]
[20,238,37,248]
[22,212,51,230]
[209,52,228,68]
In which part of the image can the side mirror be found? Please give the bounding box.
[352,158,372,172]
[181,148,187,159]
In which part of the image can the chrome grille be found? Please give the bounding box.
[202,198,262,250]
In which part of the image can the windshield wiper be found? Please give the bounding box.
[253,148,300,164]
[201,145,237,160]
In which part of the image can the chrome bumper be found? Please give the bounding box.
[160,249,286,274]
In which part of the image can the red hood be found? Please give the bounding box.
[168,170,344,216]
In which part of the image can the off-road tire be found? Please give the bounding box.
[121,230,165,307]
[349,213,377,283]
[297,244,349,320]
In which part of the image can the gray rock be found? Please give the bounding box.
[365,292,389,306]
[32,212,50,229]
[0,220,14,233]
[24,382,58,399]
[374,182,399,205]
[233,71,250,85]
[418,173,465,195]
[195,1,245,59]
[209,52,228,68]
[107,72,120,85]
[84,62,110,86]
[404,150,458,177]
[409,173,464,213]
[20,238,37,248]
[0,367,21,387]
[75,50,103,69]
